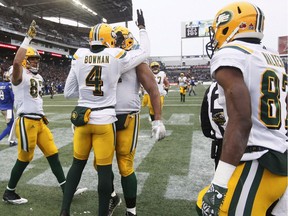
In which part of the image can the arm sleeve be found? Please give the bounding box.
[64,63,79,98]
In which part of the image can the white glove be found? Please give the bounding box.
[152,120,166,141]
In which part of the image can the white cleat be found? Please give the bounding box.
[74,187,88,196]
[3,189,28,205]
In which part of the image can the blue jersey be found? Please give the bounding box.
[0,81,14,110]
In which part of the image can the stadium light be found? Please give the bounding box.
[72,0,107,21]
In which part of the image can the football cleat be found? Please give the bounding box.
[126,211,137,216]
[2,189,28,205]
[108,194,122,216]
[74,187,88,196]
[9,141,17,147]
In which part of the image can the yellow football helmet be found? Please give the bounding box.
[180,73,184,76]
[89,23,116,48]
[22,47,41,73]
[150,61,160,74]
[206,1,265,58]
[113,26,134,51]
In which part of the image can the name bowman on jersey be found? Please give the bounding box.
[64,28,150,124]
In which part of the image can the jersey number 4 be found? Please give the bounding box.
[86,66,103,96]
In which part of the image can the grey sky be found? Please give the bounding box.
[115,0,288,57]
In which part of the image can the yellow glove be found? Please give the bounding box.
[26,20,36,39]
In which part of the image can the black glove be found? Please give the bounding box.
[136,9,145,27]
[202,183,227,215]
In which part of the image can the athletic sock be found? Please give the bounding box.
[61,158,87,213]
[8,159,29,189]
[47,153,66,191]
[97,165,112,216]
[122,172,137,208]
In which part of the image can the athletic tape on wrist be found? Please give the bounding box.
[20,37,32,49]
[212,160,236,188]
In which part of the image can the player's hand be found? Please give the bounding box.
[202,183,227,216]
[26,20,37,39]
[136,9,145,28]
[152,120,166,141]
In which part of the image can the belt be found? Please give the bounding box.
[91,106,114,111]
[19,113,43,120]
[245,146,269,153]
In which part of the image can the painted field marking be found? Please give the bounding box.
[165,130,214,201]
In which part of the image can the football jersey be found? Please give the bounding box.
[64,29,150,124]
[10,67,44,116]
[0,81,14,110]
[178,76,187,87]
[205,82,225,139]
[115,44,149,114]
[115,66,141,114]
[211,40,288,158]
[154,71,167,96]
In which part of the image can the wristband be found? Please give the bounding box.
[20,37,32,49]
[212,160,236,188]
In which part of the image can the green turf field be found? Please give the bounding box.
[0,84,215,216]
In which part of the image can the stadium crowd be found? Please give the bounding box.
[0,58,69,95]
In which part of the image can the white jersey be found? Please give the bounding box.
[178,76,187,87]
[154,71,167,96]
[115,66,141,114]
[10,67,44,117]
[64,29,150,124]
[211,40,288,159]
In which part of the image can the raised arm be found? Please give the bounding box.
[12,20,36,86]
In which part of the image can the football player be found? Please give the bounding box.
[178,72,187,102]
[200,81,225,169]
[2,20,72,205]
[197,2,288,216]
[147,61,169,121]
[60,9,151,216]
[108,24,165,216]
[0,69,17,146]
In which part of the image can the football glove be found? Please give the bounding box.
[136,9,145,27]
[152,120,166,141]
[26,20,37,39]
[202,183,227,216]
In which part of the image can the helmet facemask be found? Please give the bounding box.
[114,26,134,51]
[22,47,41,74]
[26,57,40,74]
[206,26,217,59]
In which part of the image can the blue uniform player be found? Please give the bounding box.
[0,70,17,146]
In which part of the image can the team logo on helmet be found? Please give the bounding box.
[216,11,232,27]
